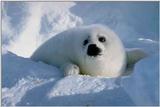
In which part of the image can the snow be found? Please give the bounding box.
[2,2,82,57]
[2,77,54,106]
[2,1,159,106]
[138,38,159,44]
[48,75,118,98]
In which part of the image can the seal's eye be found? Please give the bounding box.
[83,39,88,46]
[99,36,106,42]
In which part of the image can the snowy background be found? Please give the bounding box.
[2,1,159,106]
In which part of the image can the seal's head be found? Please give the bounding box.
[73,25,127,77]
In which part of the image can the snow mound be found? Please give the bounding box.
[48,75,119,98]
[2,77,54,106]
[2,52,159,106]
[2,52,121,106]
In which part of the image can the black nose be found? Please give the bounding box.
[87,44,101,56]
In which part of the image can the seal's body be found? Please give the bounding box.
[31,25,146,77]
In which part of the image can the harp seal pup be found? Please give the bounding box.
[31,24,147,77]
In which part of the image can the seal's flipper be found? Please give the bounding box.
[61,63,80,76]
[123,48,148,76]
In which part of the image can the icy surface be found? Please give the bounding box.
[2,1,159,106]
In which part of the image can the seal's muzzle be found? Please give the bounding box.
[87,44,101,57]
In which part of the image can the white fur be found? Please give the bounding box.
[31,25,127,77]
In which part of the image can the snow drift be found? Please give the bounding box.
[2,51,159,106]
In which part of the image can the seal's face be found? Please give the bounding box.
[83,34,106,59]
[78,31,110,75]
[79,26,110,61]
